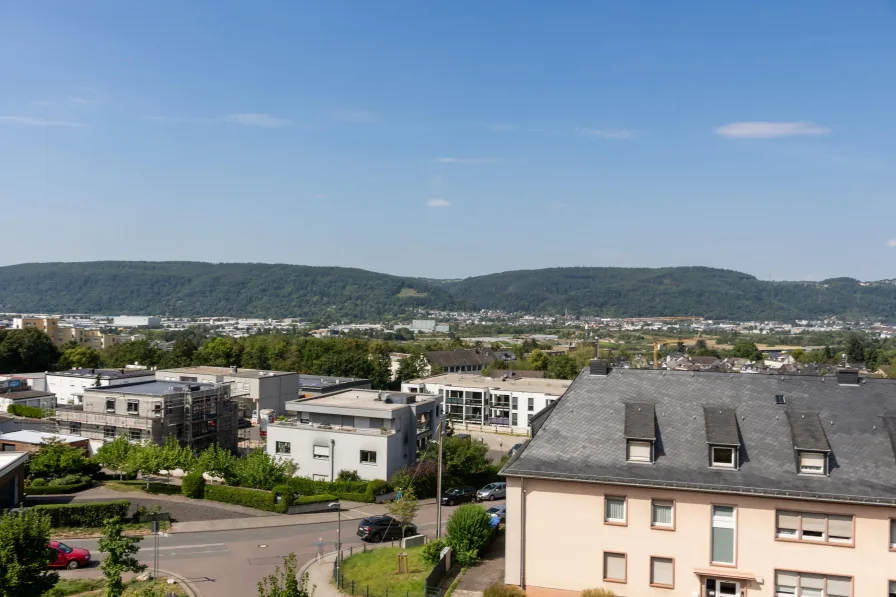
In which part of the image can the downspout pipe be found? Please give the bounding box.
[520,479,527,588]
[330,439,335,482]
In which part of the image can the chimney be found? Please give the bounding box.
[589,359,610,376]
[593,341,599,359]
[836,368,860,385]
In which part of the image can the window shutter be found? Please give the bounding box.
[801,512,826,534]
[628,440,651,461]
[826,576,851,597]
[800,451,825,471]
[776,511,800,532]
[775,571,799,588]
[827,515,853,540]
[604,553,625,581]
[800,574,824,590]
[313,445,330,458]
[650,557,673,586]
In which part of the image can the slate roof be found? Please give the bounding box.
[502,368,896,505]
[703,406,740,446]
[424,350,495,368]
[785,410,831,451]
[623,403,656,440]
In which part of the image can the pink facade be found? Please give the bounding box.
[505,477,896,597]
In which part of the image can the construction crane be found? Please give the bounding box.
[653,342,660,369]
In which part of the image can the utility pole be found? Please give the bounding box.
[436,416,444,538]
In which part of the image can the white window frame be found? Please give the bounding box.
[711,505,737,565]
[799,451,827,475]
[651,500,674,528]
[890,519,896,549]
[313,445,330,460]
[711,445,737,468]
[312,474,328,481]
[360,450,377,465]
[627,439,652,463]
[126,399,139,415]
[604,496,626,524]
[275,441,291,455]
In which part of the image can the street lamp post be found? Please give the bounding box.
[328,502,342,579]
[436,416,444,539]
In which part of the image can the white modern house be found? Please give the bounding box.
[401,372,572,434]
[47,369,156,405]
[265,389,438,482]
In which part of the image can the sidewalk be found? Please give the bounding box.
[302,550,341,597]
[452,533,505,597]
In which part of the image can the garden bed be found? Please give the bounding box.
[43,576,186,596]
[335,546,428,597]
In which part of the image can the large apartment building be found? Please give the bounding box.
[266,389,437,482]
[401,372,571,433]
[55,381,238,452]
[48,368,156,405]
[502,362,896,597]
[12,317,133,349]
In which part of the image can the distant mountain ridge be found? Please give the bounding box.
[0,261,894,321]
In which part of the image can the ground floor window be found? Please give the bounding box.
[360,450,377,465]
[129,428,142,442]
[275,441,291,454]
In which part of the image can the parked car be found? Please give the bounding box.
[238,418,252,429]
[454,433,472,441]
[48,541,90,569]
[357,516,417,542]
[441,486,477,506]
[486,504,506,523]
[508,443,523,457]
[476,482,507,501]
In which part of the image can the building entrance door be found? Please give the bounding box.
[705,578,741,597]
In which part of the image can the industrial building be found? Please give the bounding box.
[55,380,238,452]
[267,389,438,482]
[113,315,162,328]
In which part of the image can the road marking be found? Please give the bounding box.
[139,543,225,552]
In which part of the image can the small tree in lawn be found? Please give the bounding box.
[0,509,59,597]
[98,517,146,597]
[159,435,193,484]
[257,552,314,597]
[195,443,237,483]
[94,435,134,480]
[384,486,418,538]
[128,440,163,489]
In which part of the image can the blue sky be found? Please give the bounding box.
[2,1,895,281]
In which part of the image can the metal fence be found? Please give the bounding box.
[331,544,445,597]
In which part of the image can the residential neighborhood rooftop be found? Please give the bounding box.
[50,368,153,379]
[290,389,433,411]
[0,430,87,444]
[0,452,28,476]
[409,372,572,395]
[161,366,295,379]
[502,367,896,505]
[89,380,219,396]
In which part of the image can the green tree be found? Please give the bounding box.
[367,341,392,389]
[94,435,135,480]
[27,438,95,481]
[196,337,242,367]
[233,449,297,490]
[159,435,194,484]
[58,346,102,370]
[727,341,763,361]
[257,553,313,597]
[98,517,145,597]
[395,354,426,382]
[425,437,490,477]
[528,349,549,371]
[127,441,163,489]
[547,354,578,379]
[0,509,59,597]
[0,328,60,374]
[195,443,238,483]
[844,334,866,363]
[384,486,418,537]
[445,504,494,567]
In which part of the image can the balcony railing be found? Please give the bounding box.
[270,420,395,436]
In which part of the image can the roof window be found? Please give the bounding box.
[624,402,656,464]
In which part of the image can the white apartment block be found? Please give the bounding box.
[47,369,156,405]
[401,373,571,433]
[265,389,438,482]
[156,366,302,416]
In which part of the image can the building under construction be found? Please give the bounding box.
[54,380,238,452]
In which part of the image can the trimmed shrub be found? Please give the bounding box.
[30,478,48,487]
[421,538,447,566]
[49,474,89,486]
[26,480,93,495]
[483,585,527,597]
[446,504,494,567]
[337,492,370,503]
[29,500,130,527]
[182,472,206,499]
[581,590,616,597]
[7,404,47,418]
[271,484,295,509]
[295,494,337,505]
[365,479,392,500]
[204,485,281,513]
[337,470,362,482]
[286,476,384,502]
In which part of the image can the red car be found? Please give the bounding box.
[48,541,91,569]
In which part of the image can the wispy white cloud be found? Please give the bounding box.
[225,113,291,128]
[575,127,638,139]
[0,116,86,128]
[887,239,896,248]
[714,121,830,139]
[435,157,504,164]
[334,109,377,123]
[483,123,514,132]
[427,198,451,208]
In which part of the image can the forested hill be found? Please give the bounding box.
[447,267,896,320]
[0,262,468,321]
[0,262,895,321]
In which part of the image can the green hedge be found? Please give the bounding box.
[204,485,282,513]
[7,404,51,418]
[182,473,206,499]
[286,477,391,503]
[295,494,338,505]
[25,480,93,495]
[271,484,294,509]
[29,500,130,528]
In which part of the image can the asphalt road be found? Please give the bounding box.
[61,499,505,597]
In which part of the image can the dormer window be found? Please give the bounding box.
[627,440,653,463]
[711,446,738,469]
[799,451,827,475]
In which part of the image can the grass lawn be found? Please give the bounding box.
[336,546,428,597]
[53,521,170,539]
[43,577,186,596]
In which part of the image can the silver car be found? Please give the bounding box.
[476,482,507,501]
[486,504,506,523]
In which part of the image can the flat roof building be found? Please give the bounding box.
[0,430,90,454]
[47,368,156,405]
[502,362,896,597]
[0,451,28,508]
[267,389,438,482]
